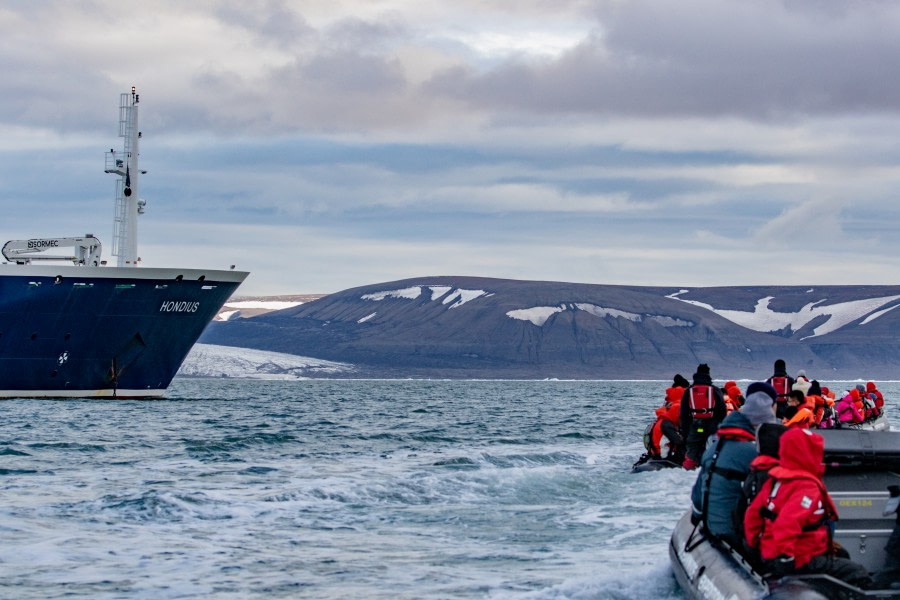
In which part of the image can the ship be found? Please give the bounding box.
[0,87,248,398]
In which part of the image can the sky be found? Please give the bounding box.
[3,1,900,296]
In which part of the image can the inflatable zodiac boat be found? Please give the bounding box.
[670,429,900,599]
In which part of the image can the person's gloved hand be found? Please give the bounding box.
[772,555,795,578]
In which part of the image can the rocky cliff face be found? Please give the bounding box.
[202,277,900,379]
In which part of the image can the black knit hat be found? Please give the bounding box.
[808,380,822,396]
[757,423,789,458]
[673,374,690,388]
[696,363,710,376]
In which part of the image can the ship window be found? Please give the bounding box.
[175,274,183,282]
[115,284,136,289]
[198,275,206,281]
[28,281,41,287]
[54,275,63,284]
[73,282,94,289]
[201,285,217,290]
[155,284,168,290]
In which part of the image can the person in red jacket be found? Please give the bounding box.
[865,381,885,419]
[744,428,870,587]
[647,400,684,464]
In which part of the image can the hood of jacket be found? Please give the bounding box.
[665,386,684,404]
[777,428,824,476]
[692,373,713,386]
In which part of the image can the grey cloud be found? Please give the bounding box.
[213,0,315,49]
[426,0,900,120]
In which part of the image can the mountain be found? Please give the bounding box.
[200,277,900,379]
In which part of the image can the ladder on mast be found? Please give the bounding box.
[104,87,144,267]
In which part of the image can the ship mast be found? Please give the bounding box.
[104,87,145,267]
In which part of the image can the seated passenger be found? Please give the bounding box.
[792,370,811,395]
[806,380,826,427]
[866,381,885,419]
[664,373,690,408]
[724,381,744,408]
[690,383,777,549]
[646,399,684,465]
[744,429,871,588]
[731,423,789,559]
[782,390,815,429]
[819,386,837,429]
[837,390,863,425]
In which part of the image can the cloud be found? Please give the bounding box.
[426,0,900,120]
[2,1,900,295]
[752,199,846,246]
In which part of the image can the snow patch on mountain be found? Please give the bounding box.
[668,292,900,338]
[178,344,354,379]
[442,289,489,308]
[362,287,423,301]
[575,303,642,322]
[506,303,695,327]
[361,285,489,309]
[507,306,564,326]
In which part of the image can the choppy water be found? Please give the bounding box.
[2,379,897,599]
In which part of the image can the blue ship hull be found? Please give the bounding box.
[0,264,247,397]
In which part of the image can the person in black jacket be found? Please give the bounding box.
[766,359,795,419]
[680,363,726,469]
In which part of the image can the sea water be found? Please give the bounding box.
[1,379,897,599]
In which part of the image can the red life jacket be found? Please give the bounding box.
[689,385,715,419]
[770,376,790,400]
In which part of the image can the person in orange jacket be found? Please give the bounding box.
[744,429,871,587]
[663,373,690,408]
[806,380,826,427]
[724,383,744,412]
[783,390,815,429]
